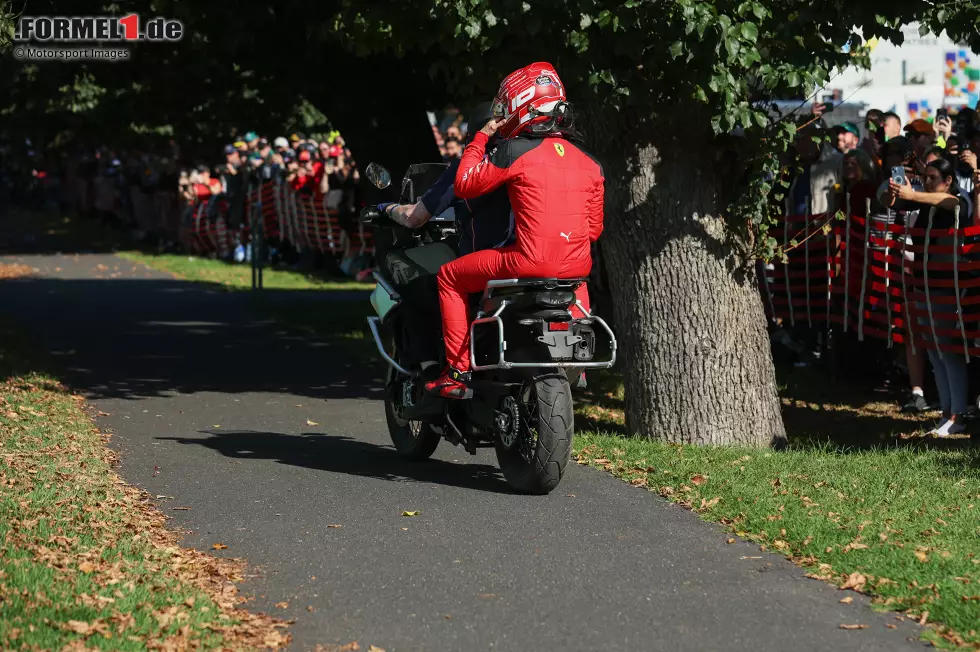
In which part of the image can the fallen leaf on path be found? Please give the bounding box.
[211,543,228,550]
[368,647,386,652]
[172,506,192,511]
[839,624,867,630]
[327,524,342,529]
[78,561,96,573]
[690,474,707,486]
[306,419,319,426]
[275,601,289,609]
[886,624,896,629]
[402,511,420,517]
[839,597,853,604]
[841,572,867,592]
[565,493,576,497]
[155,495,174,499]
[307,605,315,612]
[401,528,408,531]
[478,593,497,598]
[212,424,221,428]
[740,556,763,560]
[726,538,736,544]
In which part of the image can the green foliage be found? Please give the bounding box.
[333,0,980,259]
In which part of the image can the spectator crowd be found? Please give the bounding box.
[772,99,980,437]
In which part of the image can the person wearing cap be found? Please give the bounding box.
[257,138,272,160]
[244,131,259,150]
[834,122,860,155]
[274,137,289,153]
[224,144,242,172]
[233,140,248,154]
[904,119,936,175]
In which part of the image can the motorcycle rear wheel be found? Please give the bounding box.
[495,374,573,494]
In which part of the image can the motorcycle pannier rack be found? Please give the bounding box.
[469,279,617,372]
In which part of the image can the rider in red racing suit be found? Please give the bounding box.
[426,62,604,398]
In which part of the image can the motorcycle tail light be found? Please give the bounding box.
[548,322,569,331]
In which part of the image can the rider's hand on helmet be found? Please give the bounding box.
[481,118,506,138]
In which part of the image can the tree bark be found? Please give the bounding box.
[587,117,786,447]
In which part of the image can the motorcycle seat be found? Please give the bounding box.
[485,277,586,298]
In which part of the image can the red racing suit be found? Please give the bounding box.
[437,130,605,372]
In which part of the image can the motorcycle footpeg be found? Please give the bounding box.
[401,393,446,420]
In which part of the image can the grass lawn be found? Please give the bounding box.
[117,251,373,293]
[573,367,980,649]
[0,319,290,650]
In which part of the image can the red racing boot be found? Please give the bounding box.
[424,367,474,400]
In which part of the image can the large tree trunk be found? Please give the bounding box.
[590,123,786,447]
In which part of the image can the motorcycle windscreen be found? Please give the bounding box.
[399,163,450,203]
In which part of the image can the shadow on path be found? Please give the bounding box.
[161,429,511,494]
[0,272,382,401]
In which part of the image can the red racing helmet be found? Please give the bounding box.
[491,62,567,139]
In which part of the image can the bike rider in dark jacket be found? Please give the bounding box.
[375,103,513,410]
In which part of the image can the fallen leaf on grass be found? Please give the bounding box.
[914,549,929,562]
[690,474,707,486]
[919,611,929,625]
[306,419,319,426]
[78,561,96,573]
[840,597,854,604]
[65,620,92,634]
[402,511,420,517]
[211,543,228,550]
[839,624,867,630]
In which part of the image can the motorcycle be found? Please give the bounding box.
[361,162,617,494]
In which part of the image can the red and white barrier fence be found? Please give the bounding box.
[762,197,978,358]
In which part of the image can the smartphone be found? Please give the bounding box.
[937,108,949,121]
[891,166,907,186]
[821,94,835,112]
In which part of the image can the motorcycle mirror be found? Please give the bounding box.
[365,162,391,189]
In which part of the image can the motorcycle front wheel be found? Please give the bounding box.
[495,374,574,494]
[385,396,441,460]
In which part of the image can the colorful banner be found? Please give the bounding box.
[944,50,980,108]
[906,99,932,122]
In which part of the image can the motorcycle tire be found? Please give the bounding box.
[385,396,441,461]
[495,374,573,495]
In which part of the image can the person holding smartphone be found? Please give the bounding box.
[886,158,980,436]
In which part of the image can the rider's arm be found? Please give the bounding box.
[587,176,605,242]
[454,132,513,199]
[388,201,431,229]
[386,162,458,228]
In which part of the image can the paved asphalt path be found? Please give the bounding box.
[0,252,928,652]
